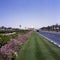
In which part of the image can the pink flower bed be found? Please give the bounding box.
[0,31,32,60]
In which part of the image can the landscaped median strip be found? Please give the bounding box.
[0,31,32,60]
[16,32,60,60]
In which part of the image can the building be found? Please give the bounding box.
[40,24,60,32]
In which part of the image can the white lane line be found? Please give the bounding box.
[58,45,60,47]
[37,32,60,48]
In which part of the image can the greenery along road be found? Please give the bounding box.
[16,32,60,60]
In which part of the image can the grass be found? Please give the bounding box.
[16,31,60,60]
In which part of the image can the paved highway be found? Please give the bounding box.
[39,31,60,47]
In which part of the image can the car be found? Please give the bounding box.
[36,30,39,32]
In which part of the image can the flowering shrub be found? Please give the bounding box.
[0,31,32,60]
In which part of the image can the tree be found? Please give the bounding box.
[19,25,21,29]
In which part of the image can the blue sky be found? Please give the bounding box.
[0,0,60,29]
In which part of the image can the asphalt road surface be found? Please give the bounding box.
[39,31,60,46]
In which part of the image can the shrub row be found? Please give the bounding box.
[0,31,32,60]
[0,33,18,48]
[0,30,30,48]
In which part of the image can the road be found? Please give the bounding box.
[39,31,60,46]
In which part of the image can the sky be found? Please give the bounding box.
[0,0,60,29]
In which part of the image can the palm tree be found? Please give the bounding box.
[19,25,21,29]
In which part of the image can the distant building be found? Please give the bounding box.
[28,28,35,30]
[40,24,60,32]
[0,26,6,30]
[0,26,13,30]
